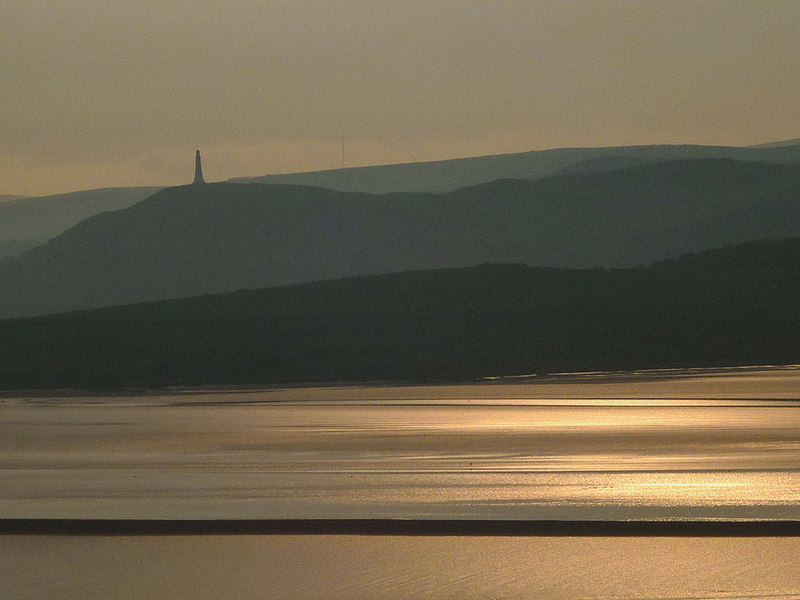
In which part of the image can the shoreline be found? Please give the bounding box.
[3,519,800,537]
[2,363,798,399]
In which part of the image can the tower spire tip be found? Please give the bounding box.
[193,149,205,185]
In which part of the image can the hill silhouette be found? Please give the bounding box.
[748,137,800,148]
[4,141,800,255]
[2,158,800,319]
[1,236,798,389]
[230,142,800,193]
[0,186,162,257]
[553,155,650,176]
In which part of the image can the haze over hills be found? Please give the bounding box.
[3,140,799,256]
[229,142,800,194]
[0,186,162,257]
[748,137,800,148]
[1,236,798,389]
[0,239,40,259]
[1,158,800,319]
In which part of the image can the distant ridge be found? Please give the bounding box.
[0,194,29,203]
[0,186,162,257]
[1,236,798,389]
[5,140,800,252]
[747,137,800,148]
[552,155,650,176]
[229,142,800,194]
[2,158,800,319]
[0,239,39,258]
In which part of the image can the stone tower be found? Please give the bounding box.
[193,149,205,185]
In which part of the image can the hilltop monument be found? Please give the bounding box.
[193,149,205,185]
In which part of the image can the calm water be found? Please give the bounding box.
[2,368,799,520]
[4,535,800,600]
[2,368,800,598]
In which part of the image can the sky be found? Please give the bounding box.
[3,0,800,197]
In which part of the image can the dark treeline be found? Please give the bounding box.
[1,236,798,390]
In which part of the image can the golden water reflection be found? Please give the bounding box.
[2,369,799,520]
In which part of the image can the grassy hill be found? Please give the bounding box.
[2,159,800,319]
[0,236,798,390]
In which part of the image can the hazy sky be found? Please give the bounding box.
[3,1,800,196]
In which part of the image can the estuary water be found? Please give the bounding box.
[2,366,799,520]
[2,367,800,598]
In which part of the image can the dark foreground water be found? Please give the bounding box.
[2,367,799,598]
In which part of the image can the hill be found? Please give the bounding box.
[0,186,162,257]
[4,141,799,254]
[0,239,40,258]
[2,158,800,319]
[1,236,798,389]
[748,137,800,148]
[553,155,650,176]
[229,142,800,193]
